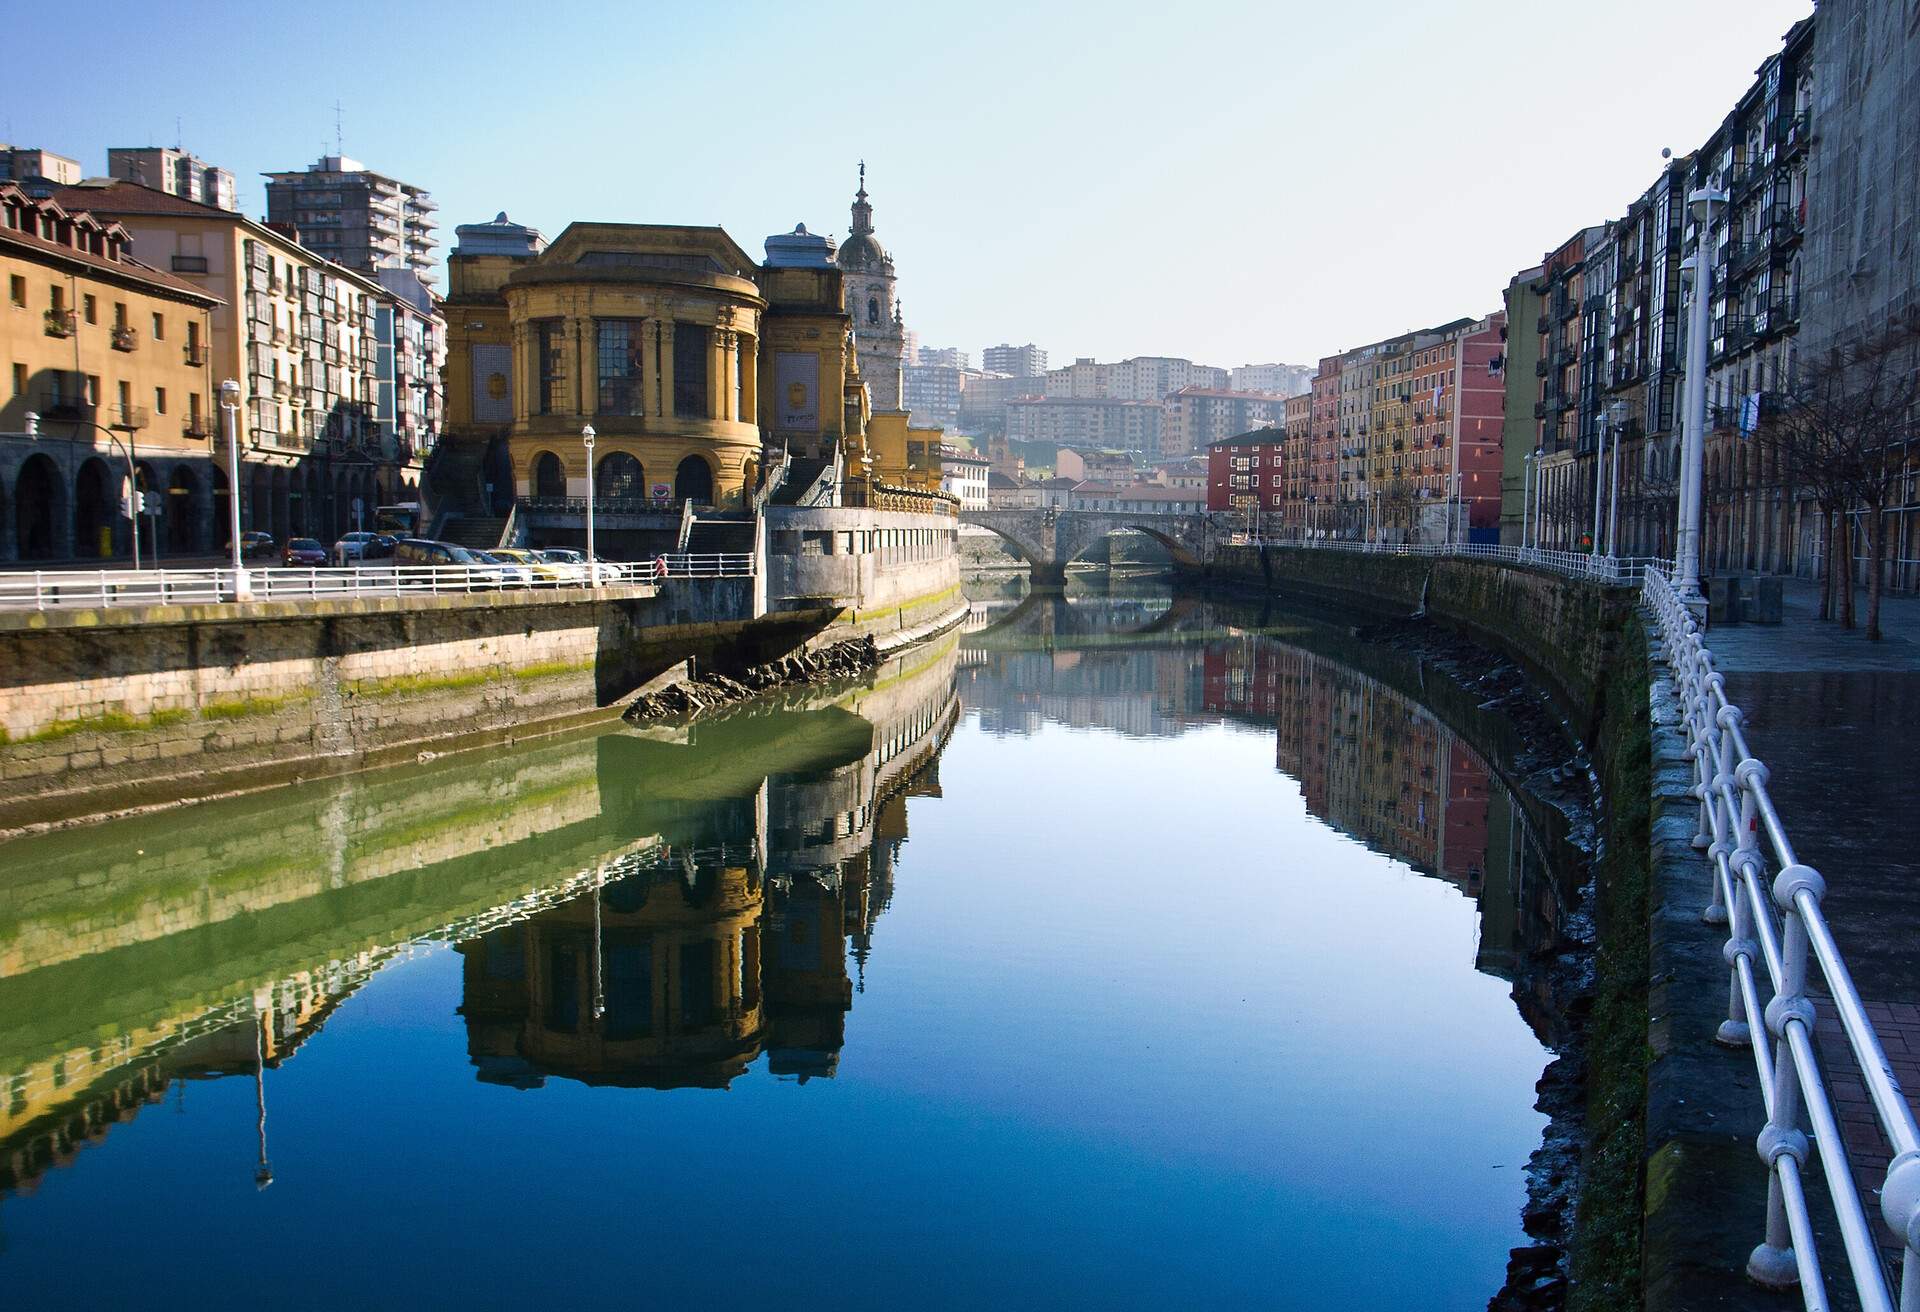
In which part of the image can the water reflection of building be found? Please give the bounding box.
[454,641,959,1091]
[1,637,960,1189]
[1202,634,1559,989]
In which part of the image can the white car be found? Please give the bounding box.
[332,531,382,566]
[538,548,624,585]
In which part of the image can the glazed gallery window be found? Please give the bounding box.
[672,323,709,419]
[596,319,644,416]
[535,320,564,414]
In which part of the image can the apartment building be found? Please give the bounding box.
[1162,387,1287,457]
[1006,394,1163,452]
[0,147,81,188]
[1206,427,1285,518]
[264,156,438,276]
[60,179,414,545]
[1041,354,1230,401]
[107,148,237,212]
[1229,362,1314,396]
[982,342,1046,377]
[1,183,221,561]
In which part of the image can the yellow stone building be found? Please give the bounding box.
[440,208,943,535]
[2,182,221,561]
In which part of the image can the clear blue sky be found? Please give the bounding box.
[10,0,1812,367]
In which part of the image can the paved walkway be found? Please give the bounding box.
[1704,578,1920,1254]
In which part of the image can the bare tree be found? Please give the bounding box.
[1761,310,1920,640]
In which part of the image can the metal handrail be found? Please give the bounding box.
[1232,534,1669,586]
[1644,564,1919,1311]
[0,556,756,610]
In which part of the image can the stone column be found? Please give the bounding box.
[512,321,532,423]
[720,329,740,422]
[707,327,726,421]
[640,321,660,420]
[739,333,758,427]
[658,321,676,420]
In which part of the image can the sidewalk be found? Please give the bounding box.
[1702,578,1920,1247]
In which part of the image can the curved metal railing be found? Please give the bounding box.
[1644,564,1919,1311]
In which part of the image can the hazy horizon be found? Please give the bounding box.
[9,0,1814,368]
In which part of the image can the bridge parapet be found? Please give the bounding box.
[961,508,1236,578]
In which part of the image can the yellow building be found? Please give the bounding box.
[58,178,418,547]
[2,182,222,561]
[440,212,943,538]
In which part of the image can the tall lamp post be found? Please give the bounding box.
[581,424,597,584]
[220,379,249,600]
[1604,399,1628,557]
[1676,175,1727,613]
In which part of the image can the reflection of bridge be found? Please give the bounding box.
[962,508,1238,582]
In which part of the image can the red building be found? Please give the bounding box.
[1205,427,1286,519]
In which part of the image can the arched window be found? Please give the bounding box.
[596,452,643,502]
[533,451,566,499]
[674,455,714,506]
[867,296,880,325]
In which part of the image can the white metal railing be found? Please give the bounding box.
[0,555,755,610]
[1645,564,1919,1311]
[1234,534,1670,586]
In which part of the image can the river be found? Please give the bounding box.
[0,576,1577,1309]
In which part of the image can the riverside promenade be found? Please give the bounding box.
[1705,581,1920,1248]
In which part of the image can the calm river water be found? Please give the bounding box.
[0,578,1570,1309]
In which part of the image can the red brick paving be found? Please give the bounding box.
[1812,995,1920,1256]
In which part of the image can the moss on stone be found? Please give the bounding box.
[202,691,311,721]
[349,670,491,698]
[15,706,196,742]
[511,659,592,683]
[1567,612,1652,1312]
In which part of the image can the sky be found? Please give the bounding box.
[9,0,1814,368]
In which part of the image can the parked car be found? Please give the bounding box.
[487,547,570,586]
[281,538,329,567]
[474,551,536,589]
[389,539,532,589]
[332,531,383,565]
[239,531,275,560]
[537,547,623,585]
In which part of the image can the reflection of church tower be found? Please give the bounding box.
[836,162,905,412]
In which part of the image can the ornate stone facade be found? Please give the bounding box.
[835,164,905,413]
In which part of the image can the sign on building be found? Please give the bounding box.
[775,352,819,431]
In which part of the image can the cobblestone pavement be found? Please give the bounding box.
[1702,578,1920,1254]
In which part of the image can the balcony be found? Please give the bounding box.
[109,404,149,431]
[1535,314,1550,335]
[110,325,138,352]
[1770,111,1810,157]
[183,416,210,438]
[1534,401,1549,419]
[1721,317,1756,352]
[44,308,77,338]
[170,254,209,274]
[271,325,288,345]
[1727,240,1765,276]
[36,392,92,421]
[1535,357,1551,377]
[184,341,208,367]
[1770,202,1805,248]
[1556,297,1577,322]
[1554,348,1576,368]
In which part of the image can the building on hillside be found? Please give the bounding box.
[0,147,81,188]
[1042,354,1229,401]
[108,148,236,212]
[1,182,222,561]
[1054,447,1137,483]
[1005,394,1162,452]
[982,342,1046,377]
[939,442,990,509]
[56,178,409,546]
[915,345,968,369]
[1230,362,1314,396]
[987,470,1037,508]
[903,359,977,428]
[1206,427,1286,521]
[263,155,438,277]
[1161,387,1287,457]
[835,164,906,412]
[955,370,1039,436]
[1150,452,1210,490]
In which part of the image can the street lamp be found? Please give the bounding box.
[581,424,597,583]
[220,379,249,600]
[1676,175,1727,613]
[1604,400,1628,557]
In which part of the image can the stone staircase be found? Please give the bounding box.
[683,518,755,556]
[770,455,833,506]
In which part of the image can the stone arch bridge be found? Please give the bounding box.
[961,508,1238,582]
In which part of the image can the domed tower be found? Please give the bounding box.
[836,162,905,412]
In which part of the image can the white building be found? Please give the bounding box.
[1228,362,1314,396]
[939,443,991,509]
[982,343,1047,377]
[264,155,438,277]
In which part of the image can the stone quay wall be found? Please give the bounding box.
[0,579,805,831]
